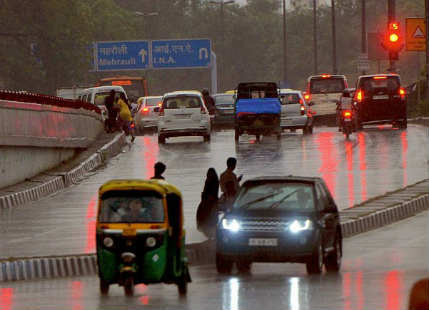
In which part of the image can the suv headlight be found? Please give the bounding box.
[222,219,241,232]
[288,219,314,233]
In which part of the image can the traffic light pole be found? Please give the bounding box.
[387,0,396,72]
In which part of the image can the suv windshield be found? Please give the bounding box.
[234,182,315,211]
[164,96,202,109]
[280,93,301,105]
[99,190,164,223]
[310,78,346,94]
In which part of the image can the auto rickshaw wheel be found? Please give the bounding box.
[216,252,233,274]
[99,279,109,295]
[124,277,134,297]
[177,273,188,296]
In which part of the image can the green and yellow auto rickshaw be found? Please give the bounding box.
[96,179,191,296]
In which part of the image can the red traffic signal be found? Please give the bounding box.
[381,21,404,54]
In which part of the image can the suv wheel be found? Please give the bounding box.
[216,252,233,274]
[236,260,252,274]
[234,129,239,142]
[306,242,323,275]
[158,135,166,144]
[325,234,342,272]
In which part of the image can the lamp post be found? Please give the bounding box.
[313,0,318,74]
[331,0,337,74]
[209,0,235,91]
[134,11,159,39]
[283,0,287,85]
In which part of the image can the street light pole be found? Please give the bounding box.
[283,0,287,84]
[209,0,234,91]
[313,0,318,74]
[361,0,367,75]
[331,0,337,74]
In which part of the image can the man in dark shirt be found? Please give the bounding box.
[151,162,166,180]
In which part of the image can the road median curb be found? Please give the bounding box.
[1,179,428,282]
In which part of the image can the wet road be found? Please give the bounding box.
[0,125,428,258]
[1,211,428,310]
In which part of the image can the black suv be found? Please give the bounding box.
[354,74,407,129]
[216,176,342,275]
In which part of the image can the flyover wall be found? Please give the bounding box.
[0,95,104,189]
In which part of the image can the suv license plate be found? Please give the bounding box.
[248,238,278,246]
[373,95,389,100]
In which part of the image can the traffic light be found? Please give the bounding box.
[381,21,404,60]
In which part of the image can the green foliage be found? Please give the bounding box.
[0,0,425,95]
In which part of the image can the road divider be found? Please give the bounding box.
[1,178,428,282]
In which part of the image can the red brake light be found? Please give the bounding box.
[373,76,387,80]
[304,94,311,101]
[299,98,303,104]
[343,110,352,118]
[321,74,331,78]
[157,102,162,107]
[355,90,364,102]
[300,105,305,115]
[399,88,406,99]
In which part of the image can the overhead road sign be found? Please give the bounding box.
[151,39,211,69]
[405,18,426,51]
[95,40,150,71]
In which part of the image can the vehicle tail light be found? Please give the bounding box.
[399,88,406,99]
[304,94,311,101]
[159,107,164,116]
[355,89,364,103]
[141,107,149,114]
[300,105,306,115]
[157,102,162,107]
[299,98,303,104]
[201,106,207,114]
[130,122,135,128]
[343,110,352,119]
[321,74,331,78]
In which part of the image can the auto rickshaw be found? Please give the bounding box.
[96,179,191,296]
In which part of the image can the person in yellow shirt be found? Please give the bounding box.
[116,93,135,142]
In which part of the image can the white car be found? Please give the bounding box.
[134,96,162,133]
[158,91,211,144]
[279,89,314,134]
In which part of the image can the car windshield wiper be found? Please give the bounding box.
[240,192,281,209]
[266,190,298,209]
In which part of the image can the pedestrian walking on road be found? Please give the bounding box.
[201,88,215,114]
[105,90,119,132]
[196,168,219,238]
[116,93,135,142]
[151,162,166,180]
[219,157,242,211]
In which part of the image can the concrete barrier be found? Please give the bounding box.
[0,99,104,189]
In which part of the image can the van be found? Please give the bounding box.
[305,74,347,117]
[78,86,127,120]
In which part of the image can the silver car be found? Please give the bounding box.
[134,96,162,133]
[279,89,314,134]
